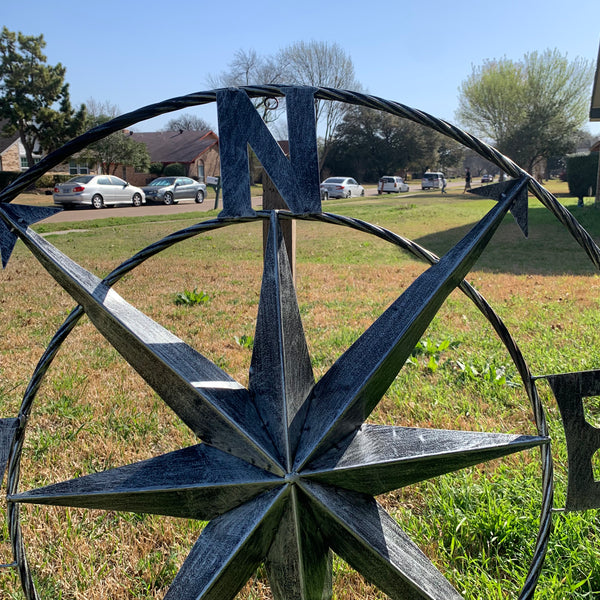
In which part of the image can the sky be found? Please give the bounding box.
[2,0,600,140]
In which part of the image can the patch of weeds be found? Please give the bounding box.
[173,288,210,306]
[454,360,520,388]
[234,334,254,349]
[407,337,461,373]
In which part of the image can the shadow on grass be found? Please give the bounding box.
[414,201,600,277]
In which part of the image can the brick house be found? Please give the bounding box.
[0,130,20,172]
[117,130,220,186]
[0,122,43,172]
[1,123,221,186]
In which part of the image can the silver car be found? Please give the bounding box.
[320,177,365,199]
[53,175,146,209]
[142,176,206,205]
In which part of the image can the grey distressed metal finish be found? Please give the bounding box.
[2,86,600,598]
[1,198,548,600]
[545,370,600,511]
[0,419,17,490]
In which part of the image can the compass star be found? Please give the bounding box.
[6,185,547,599]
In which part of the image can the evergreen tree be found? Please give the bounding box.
[0,27,86,168]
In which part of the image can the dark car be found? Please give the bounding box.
[142,176,206,205]
[481,174,493,183]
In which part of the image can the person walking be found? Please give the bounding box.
[441,176,447,194]
[464,168,471,193]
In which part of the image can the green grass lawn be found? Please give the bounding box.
[1,182,600,598]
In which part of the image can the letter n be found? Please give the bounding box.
[216,87,321,217]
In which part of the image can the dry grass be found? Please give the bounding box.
[1,184,600,598]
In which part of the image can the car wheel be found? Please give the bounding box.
[91,194,104,209]
[195,190,205,204]
[132,193,142,207]
[346,190,351,198]
[163,192,174,205]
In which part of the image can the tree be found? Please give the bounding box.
[324,106,449,182]
[279,41,360,166]
[456,49,594,174]
[566,153,598,205]
[80,113,150,175]
[164,113,213,132]
[210,42,361,169]
[0,27,86,168]
[208,49,288,123]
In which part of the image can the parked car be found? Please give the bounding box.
[53,175,145,209]
[378,176,409,194]
[421,172,445,190]
[481,174,493,183]
[142,176,206,205]
[320,177,365,199]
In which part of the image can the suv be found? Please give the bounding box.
[421,172,445,190]
[378,176,409,194]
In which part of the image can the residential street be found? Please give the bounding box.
[42,180,470,224]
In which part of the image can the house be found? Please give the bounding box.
[1,123,221,189]
[0,121,42,172]
[120,129,220,186]
[0,129,20,172]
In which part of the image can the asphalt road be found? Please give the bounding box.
[44,197,255,223]
[44,182,466,224]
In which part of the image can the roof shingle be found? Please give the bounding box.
[130,130,218,164]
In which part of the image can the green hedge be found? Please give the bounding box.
[163,163,185,176]
[566,153,599,203]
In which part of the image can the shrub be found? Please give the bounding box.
[163,163,185,176]
[566,153,598,204]
[149,162,164,176]
[35,173,72,188]
[0,171,20,189]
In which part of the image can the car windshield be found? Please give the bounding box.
[423,174,436,180]
[67,176,93,184]
[324,178,345,184]
[382,177,394,183]
[149,178,175,186]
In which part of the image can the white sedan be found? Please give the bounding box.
[320,177,365,199]
[53,175,146,209]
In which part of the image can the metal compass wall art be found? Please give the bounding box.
[0,86,599,599]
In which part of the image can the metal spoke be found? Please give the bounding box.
[0,84,561,600]
[294,178,529,469]
[301,481,463,600]
[0,418,18,489]
[2,211,282,475]
[10,444,281,520]
[265,486,332,600]
[302,424,548,495]
[163,488,287,600]
[250,212,314,470]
